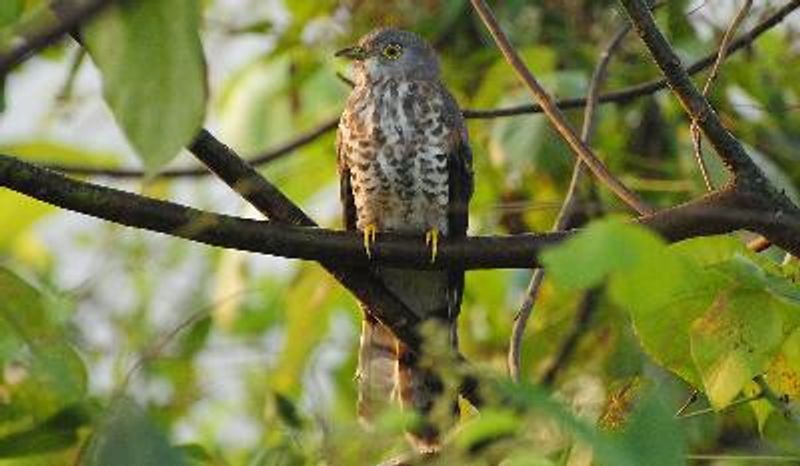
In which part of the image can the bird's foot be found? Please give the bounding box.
[425,228,440,264]
[363,224,378,259]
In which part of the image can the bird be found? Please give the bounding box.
[335,28,474,451]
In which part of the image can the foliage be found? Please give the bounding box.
[1,0,800,465]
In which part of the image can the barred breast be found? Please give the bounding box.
[338,78,452,235]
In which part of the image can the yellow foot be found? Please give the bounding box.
[362,224,378,259]
[425,228,440,264]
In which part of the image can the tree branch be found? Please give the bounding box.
[469,0,655,216]
[461,0,800,119]
[539,287,603,386]
[188,130,487,404]
[691,0,753,192]
[620,0,800,257]
[3,153,797,268]
[186,130,433,358]
[44,118,341,179]
[508,24,629,382]
[0,0,114,77]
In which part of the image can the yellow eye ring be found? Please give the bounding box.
[382,43,403,60]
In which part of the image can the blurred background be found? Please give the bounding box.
[1,0,799,464]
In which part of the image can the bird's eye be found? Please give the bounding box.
[382,43,403,60]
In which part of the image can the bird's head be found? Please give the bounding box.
[335,28,440,84]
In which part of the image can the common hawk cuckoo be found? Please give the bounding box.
[336,28,474,450]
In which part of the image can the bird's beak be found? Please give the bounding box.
[335,45,368,61]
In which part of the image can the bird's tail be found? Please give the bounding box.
[356,314,398,422]
[396,339,448,453]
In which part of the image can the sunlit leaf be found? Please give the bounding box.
[751,328,800,447]
[541,218,667,291]
[0,192,53,251]
[83,0,207,174]
[218,55,293,154]
[542,222,800,396]
[690,290,785,409]
[0,141,120,167]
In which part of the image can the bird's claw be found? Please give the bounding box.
[425,228,439,264]
[363,224,378,259]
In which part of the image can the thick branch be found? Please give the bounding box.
[3,154,797,269]
[186,130,428,353]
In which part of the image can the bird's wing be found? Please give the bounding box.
[446,124,474,324]
[337,128,358,231]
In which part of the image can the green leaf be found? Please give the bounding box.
[0,403,93,458]
[543,224,800,396]
[269,266,339,395]
[616,391,686,466]
[499,454,556,466]
[752,328,800,439]
[84,398,186,466]
[0,142,120,250]
[690,290,785,409]
[0,191,54,250]
[0,269,87,434]
[272,392,303,429]
[665,0,693,41]
[0,141,120,167]
[499,381,647,466]
[0,0,24,28]
[178,444,215,466]
[454,409,520,453]
[83,0,207,174]
[541,218,668,291]
[543,220,705,385]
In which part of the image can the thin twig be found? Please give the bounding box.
[43,117,340,179]
[470,0,655,216]
[677,392,764,420]
[507,25,629,382]
[117,289,259,394]
[0,0,114,77]
[691,0,752,191]
[674,389,700,417]
[55,48,86,103]
[539,288,603,386]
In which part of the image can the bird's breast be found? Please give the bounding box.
[341,80,452,234]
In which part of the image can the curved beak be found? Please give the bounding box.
[334,45,367,61]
